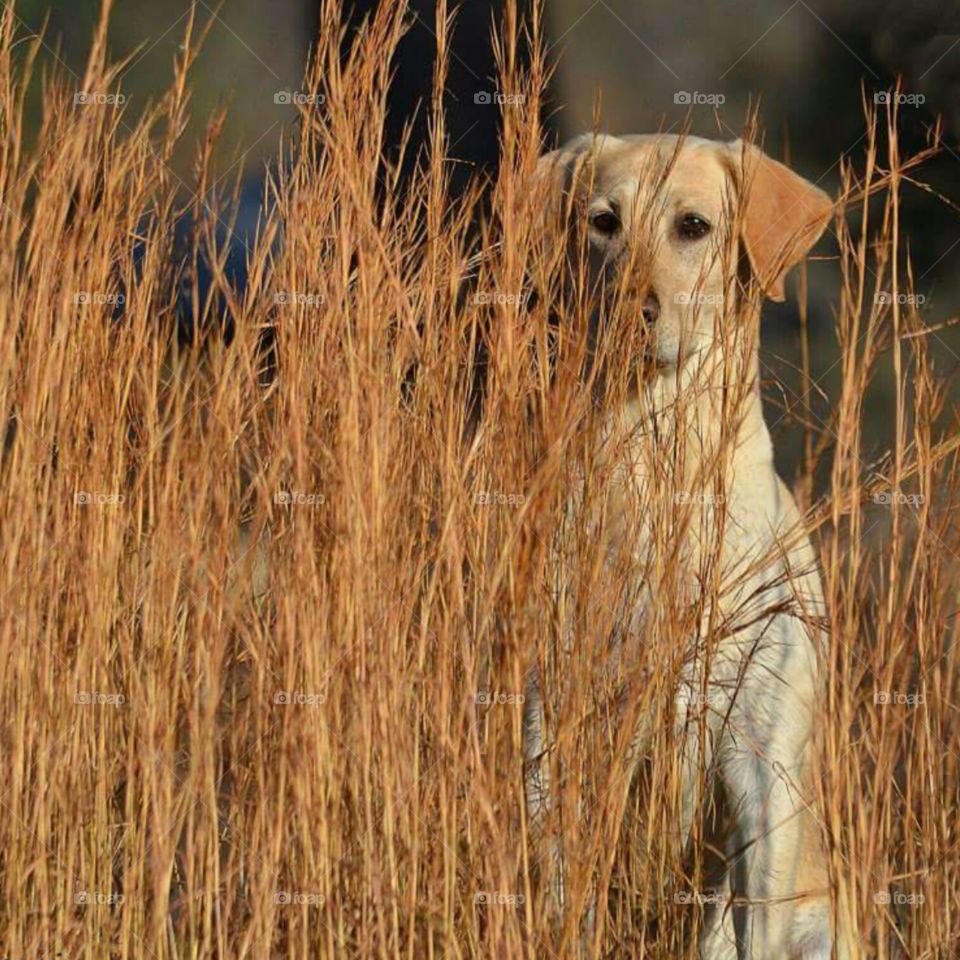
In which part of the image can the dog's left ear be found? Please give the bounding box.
[725,140,833,302]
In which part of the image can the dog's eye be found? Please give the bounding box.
[589,210,621,236]
[677,213,711,240]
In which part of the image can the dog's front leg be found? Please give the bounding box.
[722,737,807,959]
[523,670,565,916]
[524,670,602,955]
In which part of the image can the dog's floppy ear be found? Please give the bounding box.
[532,134,620,226]
[532,146,568,196]
[726,140,833,302]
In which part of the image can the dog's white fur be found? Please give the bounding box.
[523,133,849,959]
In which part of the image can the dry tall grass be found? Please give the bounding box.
[0,1,958,957]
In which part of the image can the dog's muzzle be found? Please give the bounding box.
[641,292,660,325]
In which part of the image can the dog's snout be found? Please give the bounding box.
[642,293,660,325]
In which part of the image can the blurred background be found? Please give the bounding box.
[15,0,960,472]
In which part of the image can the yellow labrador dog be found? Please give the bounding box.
[523,133,848,960]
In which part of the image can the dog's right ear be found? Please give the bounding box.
[531,149,567,232]
[531,137,585,225]
[532,146,571,198]
[531,134,618,234]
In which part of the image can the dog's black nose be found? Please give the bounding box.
[642,293,660,324]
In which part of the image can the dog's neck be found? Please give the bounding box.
[621,315,773,492]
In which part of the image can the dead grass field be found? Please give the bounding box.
[0,1,958,957]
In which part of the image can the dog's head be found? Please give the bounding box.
[533,133,833,371]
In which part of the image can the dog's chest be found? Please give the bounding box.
[595,425,801,622]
